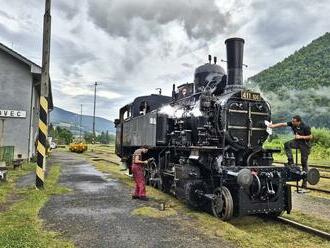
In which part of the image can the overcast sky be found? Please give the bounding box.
[0,0,329,121]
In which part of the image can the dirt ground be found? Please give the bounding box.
[39,151,234,248]
[292,191,330,221]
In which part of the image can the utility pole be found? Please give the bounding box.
[36,0,51,189]
[92,82,98,144]
[79,104,83,140]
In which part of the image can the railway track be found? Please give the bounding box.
[275,216,330,241]
[274,161,330,170]
[87,151,330,240]
[273,161,330,194]
[288,184,330,194]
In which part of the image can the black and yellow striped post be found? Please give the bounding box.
[36,97,48,188]
[36,0,51,189]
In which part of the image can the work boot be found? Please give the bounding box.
[139,196,149,201]
[132,195,139,199]
[302,180,308,189]
[297,189,310,194]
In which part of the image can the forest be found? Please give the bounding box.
[248,32,330,128]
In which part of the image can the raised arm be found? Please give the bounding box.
[269,122,288,128]
[295,134,313,140]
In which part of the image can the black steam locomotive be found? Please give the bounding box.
[115,38,319,220]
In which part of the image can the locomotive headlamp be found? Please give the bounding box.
[306,168,320,185]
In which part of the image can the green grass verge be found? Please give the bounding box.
[132,206,177,218]
[283,211,330,233]
[87,156,329,248]
[0,163,35,204]
[0,165,74,248]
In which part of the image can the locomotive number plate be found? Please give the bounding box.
[241,91,261,101]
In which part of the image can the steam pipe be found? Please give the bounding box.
[225,38,245,86]
[172,84,176,99]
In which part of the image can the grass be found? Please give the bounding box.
[132,206,177,218]
[283,211,330,233]
[0,162,35,203]
[184,208,329,248]
[264,130,330,166]
[0,164,74,248]
[84,147,330,248]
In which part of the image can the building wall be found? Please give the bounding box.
[0,50,34,159]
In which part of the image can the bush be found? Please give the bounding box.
[264,128,330,160]
[311,127,330,147]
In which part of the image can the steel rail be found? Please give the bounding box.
[275,216,330,240]
[287,184,330,194]
[273,161,330,170]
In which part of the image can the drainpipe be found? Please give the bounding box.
[0,119,4,147]
[27,77,35,162]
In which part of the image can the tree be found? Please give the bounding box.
[56,127,73,145]
[84,132,94,143]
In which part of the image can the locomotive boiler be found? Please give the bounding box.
[115,38,320,220]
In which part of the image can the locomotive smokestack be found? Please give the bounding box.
[208,54,212,64]
[225,38,245,86]
[214,56,217,64]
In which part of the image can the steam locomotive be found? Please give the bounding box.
[115,38,320,220]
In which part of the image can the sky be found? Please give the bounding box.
[0,0,329,121]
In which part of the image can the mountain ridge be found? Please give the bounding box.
[248,32,330,128]
[50,106,115,135]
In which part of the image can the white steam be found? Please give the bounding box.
[159,100,203,118]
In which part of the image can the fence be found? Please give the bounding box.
[0,146,14,164]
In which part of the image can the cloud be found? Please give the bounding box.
[87,0,231,40]
[249,0,330,49]
[53,0,81,20]
[51,38,97,78]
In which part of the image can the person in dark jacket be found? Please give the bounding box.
[267,115,312,188]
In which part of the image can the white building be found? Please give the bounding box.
[0,42,53,159]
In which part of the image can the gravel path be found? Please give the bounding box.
[40,151,233,248]
[16,172,35,188]
[292,192,330,221]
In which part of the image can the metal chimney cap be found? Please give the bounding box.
[225,37,245,44]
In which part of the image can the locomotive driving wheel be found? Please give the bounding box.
[211,186,233,220]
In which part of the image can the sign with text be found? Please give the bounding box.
[0,109,27,118]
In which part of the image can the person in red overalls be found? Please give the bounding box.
[132,146,150,201]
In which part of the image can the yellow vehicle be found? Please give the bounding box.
[69,143,88,153]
